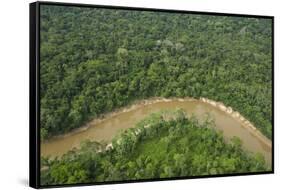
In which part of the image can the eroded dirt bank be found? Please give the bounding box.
[41,97,272,166]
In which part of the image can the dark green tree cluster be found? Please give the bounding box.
[41,110,268,185]
[40,5,272,140]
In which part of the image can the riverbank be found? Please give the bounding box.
[42,97,192,142]
[199,97,272,148]
[43,97,271,150]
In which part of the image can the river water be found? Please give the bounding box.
[41,99,272,166]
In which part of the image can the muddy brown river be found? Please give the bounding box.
[41,98,272,166]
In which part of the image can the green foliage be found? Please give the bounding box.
[41,111,269,185]
[39,5,271,184]
[40,5,272,140]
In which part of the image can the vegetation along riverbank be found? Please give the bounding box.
[40,110,269,185]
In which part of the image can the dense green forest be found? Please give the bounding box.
[40,5,272,140]
[41,110,268,185]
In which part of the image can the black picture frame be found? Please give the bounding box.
[30,1,274,189]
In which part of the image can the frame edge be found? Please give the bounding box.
[30,1,40,189]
